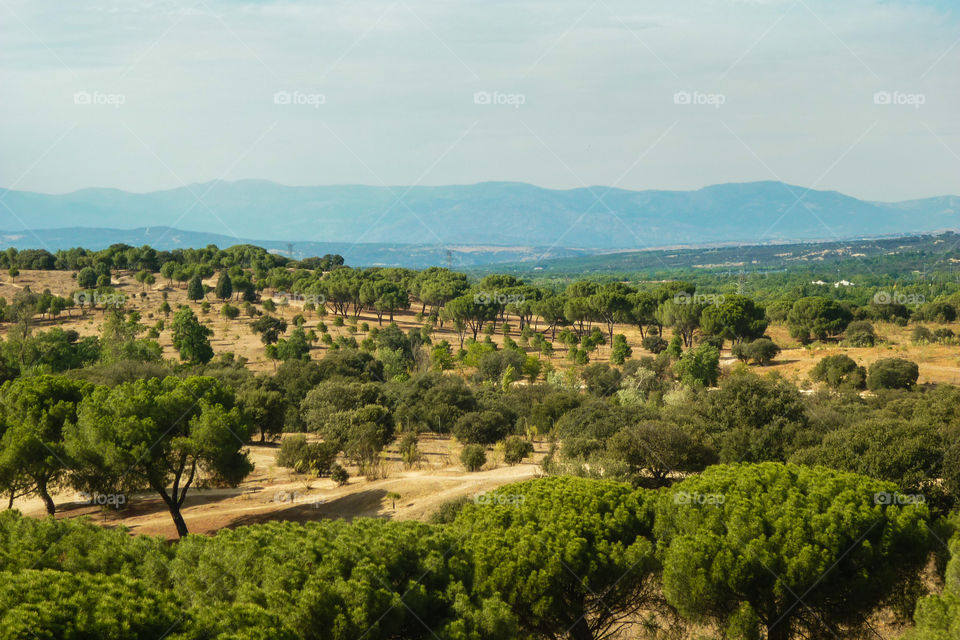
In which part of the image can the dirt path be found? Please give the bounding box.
[13,437,545,538]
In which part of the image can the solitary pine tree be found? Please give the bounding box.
[215,272,233,301]
[171,307,213,364]
[187,274,205,302]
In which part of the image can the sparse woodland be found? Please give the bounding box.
[1,242,960,638]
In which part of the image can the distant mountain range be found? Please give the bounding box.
[0,180,957,267]
[0,227,593,269]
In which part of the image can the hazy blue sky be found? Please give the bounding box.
[1,0,958,200]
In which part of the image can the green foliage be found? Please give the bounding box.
[907,528,960,639]
[810,353,866,389]
[276,434,309,469]
[453,476,657,640]
[610,333,632,364]
[867,357,920,391]
[77,267,97,289]
[0,375,91,514]
[460,444,486,471]
[699,294,768,345]
[844,320,877,347]
[674,342,719,387]
[580,362,622,396]
[399,432,422,467]
[791,417,945,501]
[607,420,712,486]
[187,273,205,302]
[215,271,233,301]
[731,337,781,365]
[787,296,852,343]
[237,385,285,442]
[330,463,349,485]
[169,519,513,639]
[705,371,810,463]
[503,435,533,464]
[653,463,932,640]
[0,569,184,639]
[170,307,213,364]
[65,376,253,536]
[641,334,668,354]
[454,411,511,445]
[251,314,287,345]
[275,327,310,361]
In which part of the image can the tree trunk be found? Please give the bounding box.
[767,617,790,640]
[37,480,55,515]
[168,505,189,538]
[568,616,594,640]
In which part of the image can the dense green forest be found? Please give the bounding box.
[2,239,960,638]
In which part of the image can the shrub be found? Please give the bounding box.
[641,335,668,354]
[399,432,422,468]
[276,435,309,468]
[867,358,919,391]
[294,442,339,477]
[810,354,866,389]
[934,327,955,343]
[732,338,781,365]
[911,325,933,344]
[844,320,876,347]
[330,463,349,485]
[503,436,534,465]
[610,334,632,364]
[460,444,486,472]
[428,495,472,524]
[454,411,511,445]
[674,343,720,387]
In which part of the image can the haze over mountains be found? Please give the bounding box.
[1,180,958,266]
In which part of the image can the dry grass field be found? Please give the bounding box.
[6,268,960,538]
[6,268,960,384]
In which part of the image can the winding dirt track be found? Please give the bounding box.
[14,436,545,538]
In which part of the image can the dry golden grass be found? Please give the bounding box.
[5,269,960,385]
